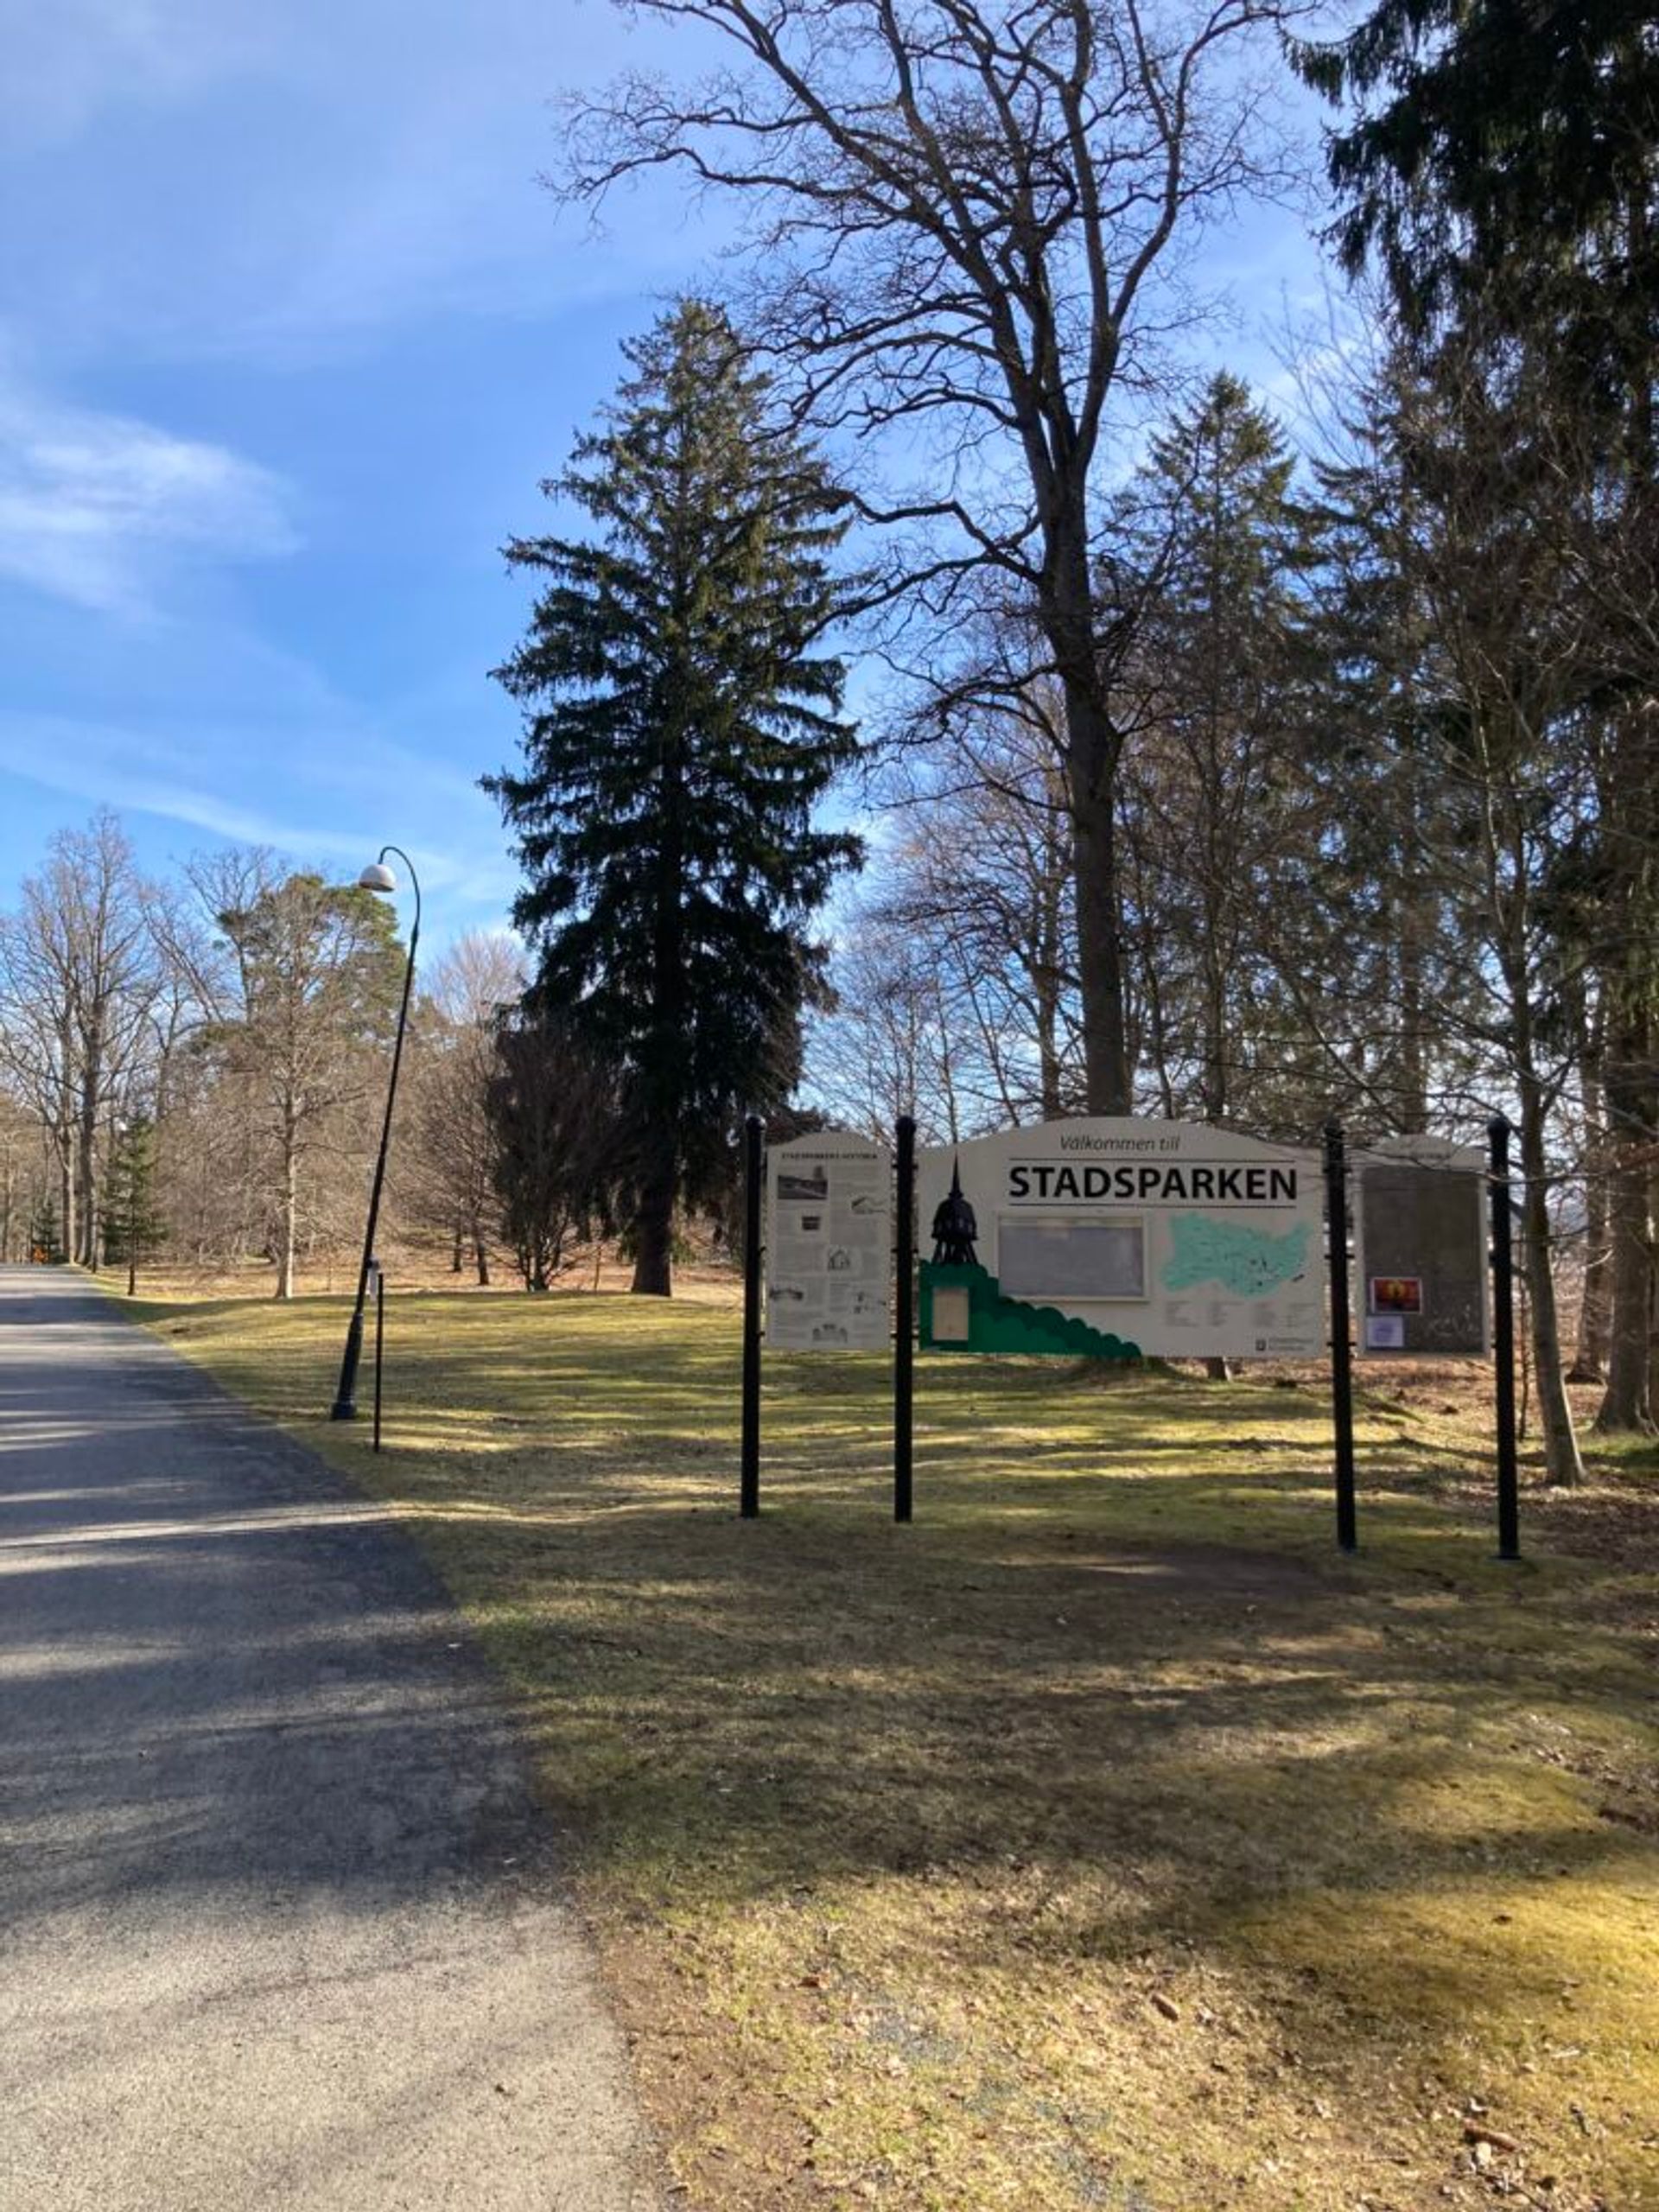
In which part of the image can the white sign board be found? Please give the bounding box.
[766,1134,892,1351]
[918,1118,1324,1360]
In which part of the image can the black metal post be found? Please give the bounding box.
[1325,1120,1358,1553]
[372,1263,385,1454]
[741,1115,763,1518]
[1490,1115,1521,1560]
[332,848,419,1420]
[894,1115,916,1523]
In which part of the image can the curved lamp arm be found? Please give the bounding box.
[363,844,422,948]
[376,844,422,942]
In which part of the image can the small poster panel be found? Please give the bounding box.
[766,1134,892,1351]
[1355,1138,1488,1356]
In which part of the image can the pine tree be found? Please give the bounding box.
[101,1114,168,1294]
[486,301,862,1294]
[29,1192,64,1266]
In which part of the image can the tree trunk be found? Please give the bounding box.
[630,1129,677,1296]
[56,1027,77,1263]
[633,715,686,1297]
[1571,1166,1613,1382]
[76,1040,101,1268]
[1569,1036,1611,1380]
[474,1235,491,1288]
[1047,516,1130,1118]
[1595,1018,1654,1430]
[1069,767,1131,1116]
[1035,821,1066,1119]
[1517,1078,1584,1484]
[1598,1170,1652,1429]
[275,1115,297,1301]
[60,1141,75,1270]
[1392,760,1433,1135]
[1037,987,1063,1120]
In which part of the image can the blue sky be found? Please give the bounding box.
[0,0,1338,956]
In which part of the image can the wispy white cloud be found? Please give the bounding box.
[0,712,366,858]
[0,0,275,147]
[0,705,520,943]
[0,366,298,612]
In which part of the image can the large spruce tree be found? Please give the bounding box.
[486,302,861,1295]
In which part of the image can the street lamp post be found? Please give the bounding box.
[330,846,421,1421]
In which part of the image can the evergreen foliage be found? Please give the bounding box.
[29,1193,64,1265]
[1115,376,1331,1132]
[1297,0,1657,398]
[1300,0,1656,1451]
[486,301,862,1294]
[101,1115,168,1292]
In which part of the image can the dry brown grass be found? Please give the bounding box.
[129,1283,1659,2212]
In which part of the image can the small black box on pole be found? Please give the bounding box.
[1324,1122,1357,1552]
[741,1115,764,1518]
[894,1116,916,1522]
[1489,1116,1521,1560]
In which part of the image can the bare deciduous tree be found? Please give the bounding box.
[562,0,1291,1113]
[0,812,162,1265]
[487,1014,621,1292]
[191,861,403,1300]
[839,683,1081,1133]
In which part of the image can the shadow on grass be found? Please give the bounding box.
[127,1288,1659,2208]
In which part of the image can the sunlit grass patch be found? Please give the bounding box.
[131,1284,1658,2212]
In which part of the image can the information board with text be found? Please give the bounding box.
[918,1119,1324,1359]
[766,1134,893,1351]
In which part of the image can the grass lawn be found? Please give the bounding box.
[129,1281,1657,2212]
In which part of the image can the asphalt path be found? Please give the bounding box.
[0,1267,662,2211]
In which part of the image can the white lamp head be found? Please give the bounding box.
[359,861,397,893]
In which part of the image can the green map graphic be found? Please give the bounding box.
[1162,1214,1310,1298]
[919,1262,1141,1359]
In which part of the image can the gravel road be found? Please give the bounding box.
[0,1266,662,2211]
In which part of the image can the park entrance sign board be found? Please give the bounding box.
[766,1133,892,1351]
[743,1110,1522,1559]
[918,1119,1323,1360]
